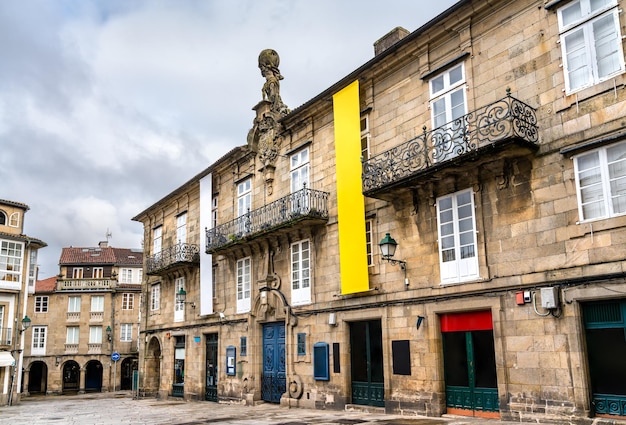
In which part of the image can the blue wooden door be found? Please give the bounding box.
[262,322,286,403]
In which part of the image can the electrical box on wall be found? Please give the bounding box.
[540,287,559,309]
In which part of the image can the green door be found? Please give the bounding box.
[583,299,626,416]
[205,333,218,402]
[350,320,384,407]
[441,310,498,414]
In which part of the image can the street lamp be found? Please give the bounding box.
[20,316,31,333]
[176,288,195,309]
[106,326,112,342]
[379,233,406,269]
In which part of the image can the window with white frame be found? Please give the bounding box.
[212,197,218,229]
[153,226,162,257]
[236,257,251,313]
[122,293,134,310]
[0,306,5,344]
[92,267,103,278]
[151,284,160,311]
[72,267,83,279]
[437,189,479,284]
[89,326,102,344]
[177,212,187,244]
[91,295,104,312]
[291,148,310,214]
[68,296,81,312]
[361,115,370,161]
[365,219,374,267]
[558,0,624,93]
[291,240,311,306]
[120,323,132,342]
[9,212,19,228]
[32,326,47,355]
[0,240,23,283]
[35,296,49,313]
[574,141,626,221]
[237,179,252,234]
[429,63,467,162]
[66,326,79,344]
[174,276,185,322]
[28,250,37,289]
[120,268,133,284]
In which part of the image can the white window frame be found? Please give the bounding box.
[236,257,251,313]
[558,0,625,93]
[120,323,132,342]
[72,267,83,279]
[92,267,103,278]
[122,293,134,310]
[120,268,133,284]
[66,326,79,344]
[212,197,218,229]
[437,189,479,284]
[89,326,102,344]
[429,63,467,162]
[290,147,310,192]
[361,115,371,161]
[176,212,187,244]
[90,295,104,312]
[174,276,185,322]
[34,295,49,313]
[237,179,252,234]
[291,240,311,306]
[151,284,160,311]
[8,212,19,228]
[365,219,374,267]
[31,326,47,355]
[574,141,626,221]
[153,226,163,256]
[68,296,81,313]
[0,240,23,283]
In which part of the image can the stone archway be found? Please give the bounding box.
[27,361,48,394]
[144,336,162,396]
[120,357,137,390]
[62,361,80,393]
[84,360,103,392]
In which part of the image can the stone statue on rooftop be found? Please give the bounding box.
[258,49,289,115]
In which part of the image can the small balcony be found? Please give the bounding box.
[206,186,330,253]
[362,92,538,200]
[146,243,200,276]
[57,278,113,291]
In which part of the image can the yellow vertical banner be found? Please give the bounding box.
[333,80,369,294]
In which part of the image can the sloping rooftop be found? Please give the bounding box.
[0,231,47,247]
[0,199,30,211]
[59,246,143,266]
[35,276,57,293]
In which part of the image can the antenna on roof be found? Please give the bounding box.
[106,228,112,243]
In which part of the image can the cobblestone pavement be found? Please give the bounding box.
[0,392,533,425]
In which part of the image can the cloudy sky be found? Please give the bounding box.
[1,0,458,279]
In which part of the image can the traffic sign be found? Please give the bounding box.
[111,352,121,362]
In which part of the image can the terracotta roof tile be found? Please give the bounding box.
[59,246,143,265]
[35,276,57,293]
[0,231,47,247]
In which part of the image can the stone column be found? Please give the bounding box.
[21,368,30,396]
[78,367,86,394]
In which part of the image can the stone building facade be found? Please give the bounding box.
[0,199,46,405]
[22,242,142,395]
[134,0,626,422]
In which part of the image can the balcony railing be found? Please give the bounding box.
[206,186,330,253]
[58,278,113,291]
[362,92,538,195]
[146,243,200,275]
[0,327,12,346]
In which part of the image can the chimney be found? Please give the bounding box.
[98,241,108,248]
[374,26,410,56]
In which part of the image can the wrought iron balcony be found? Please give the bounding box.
[146,243,200,275]
[206,186,329,253]
[362,92,538,198]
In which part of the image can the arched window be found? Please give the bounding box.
[0,211,6,226]
[9,212,19,227]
